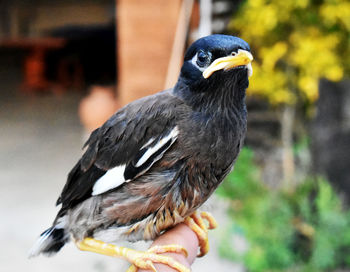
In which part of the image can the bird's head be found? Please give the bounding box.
[175,35,253,110]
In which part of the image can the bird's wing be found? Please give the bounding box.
[57,90,181,209]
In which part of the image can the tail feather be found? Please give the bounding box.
[29,226,69,257]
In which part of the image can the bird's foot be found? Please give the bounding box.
[76,238,189,272]
[126,244,189,272]
[184,211,218,257]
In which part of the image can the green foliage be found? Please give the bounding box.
[217,148,350,271]
[216,148,261,199]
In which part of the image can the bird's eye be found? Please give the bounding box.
[196,51,211,67]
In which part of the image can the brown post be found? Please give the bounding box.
[116,0,182,106]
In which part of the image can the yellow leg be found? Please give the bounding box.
[184,211,218,257]
[76,238,190,272]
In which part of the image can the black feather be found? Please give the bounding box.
[57,162,106,209]
[29,226,69,257]
[41,228,66,254]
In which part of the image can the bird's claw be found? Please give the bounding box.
[126,244,189,272]
[147,244,188,257]
[125,211,217,271]
[184,211,217,257]
[200,211,218,230]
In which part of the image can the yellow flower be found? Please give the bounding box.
[261,42,288,71]
[298,76,318,101]
[230,0,348,105]
[324,66,344,81]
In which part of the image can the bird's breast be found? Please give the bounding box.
[177,113,246,189]
[181,113,245,161]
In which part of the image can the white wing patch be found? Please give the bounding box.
[141,137,155,149]
[92,164,128,196]
[135,126,179,167]
[91,126,179,196]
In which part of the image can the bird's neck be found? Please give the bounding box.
[174,74,248,121]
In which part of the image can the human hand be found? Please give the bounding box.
[138,223,199,272]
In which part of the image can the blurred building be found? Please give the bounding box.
[0,0,184,97]
[0,0,116,93]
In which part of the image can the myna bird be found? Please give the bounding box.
[30,34,253,272]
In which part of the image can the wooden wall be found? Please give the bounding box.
[116,0,182,105]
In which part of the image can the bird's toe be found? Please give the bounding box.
[127,250,190,272]
[184,211,218,257]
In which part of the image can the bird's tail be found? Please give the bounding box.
[29,219,70,257]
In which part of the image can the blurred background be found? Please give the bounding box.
[1,0,349,271]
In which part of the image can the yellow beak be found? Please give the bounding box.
[203,49,253,79]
